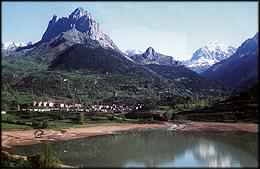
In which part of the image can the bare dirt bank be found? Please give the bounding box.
[2,123,166,148]
[172,121,258,133]
[2,122,257,148]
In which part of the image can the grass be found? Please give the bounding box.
[2,122,33,130]
[1,111,141,131]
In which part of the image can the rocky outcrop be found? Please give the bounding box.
[41,7,118,50]
[130,47,176,66]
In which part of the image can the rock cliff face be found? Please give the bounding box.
[13,8,120,63]
[41,7,118,49]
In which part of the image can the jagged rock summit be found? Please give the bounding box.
[129,47,177,66]
[40,7,117,49]
[13,7,120,63]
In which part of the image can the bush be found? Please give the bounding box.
[108,115,114,120]
[32,120,48,129]
[42,120,48,129]
[39,143,61,168]
[90,116,108,121]
[163,112,172,121]
[78,112,85,124]
[16,120,26,125]
[27,143,61,168]
[32,121,40,128]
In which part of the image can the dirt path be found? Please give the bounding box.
[2,122,257,148]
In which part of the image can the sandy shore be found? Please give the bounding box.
[2,123,166,148]
[2,122,257,148]
[173,121,258,133]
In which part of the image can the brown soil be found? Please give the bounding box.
[173,121,258,133]
[2,122,257,148]
[2,123,166,148]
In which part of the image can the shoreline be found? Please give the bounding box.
[2,122,258,148]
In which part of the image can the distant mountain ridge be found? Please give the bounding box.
[183,42,236,73]
[2,42,32,51]
[129,47,177,66]
[125,49,143,57]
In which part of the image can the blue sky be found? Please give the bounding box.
[2,2,258,60]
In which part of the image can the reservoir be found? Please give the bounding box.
[13,129,258,167]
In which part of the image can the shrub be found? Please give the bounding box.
[163,112,172,121]
[32,120,48,129]
[42,120,48,129]
[39,143,60,168]
[78,112,85,124]
[27,143,61,168]
[16,120,26,125]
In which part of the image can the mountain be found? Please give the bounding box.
[49,43,139,74]
[13,7,120,63]
[2,42,32,51]
[2,7,228,110]
[125,49,143,57]
[129,47,177,66]
[203,33,258,88]
[176,83,258,123]
[184,42,236,73]
[144,64,220,92]
[40,7,118,50]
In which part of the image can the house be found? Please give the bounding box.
[43,102,48,107]
[49,102,54,107]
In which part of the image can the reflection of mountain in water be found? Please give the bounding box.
[191,140,240,167]
[13,130,258,167]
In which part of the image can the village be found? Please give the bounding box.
[16,101,144,114]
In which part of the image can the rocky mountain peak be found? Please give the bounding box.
[191,42,236,61]
[184,42,237,73]
[69,7,87,19]
[50,15,58,24]
[129,47,176,66]
[144,47,156,58]
[145,47,155,53]
[39,7,118,50]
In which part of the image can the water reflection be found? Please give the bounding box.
[13,130,258,167]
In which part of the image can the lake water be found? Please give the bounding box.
[13,129,258,167]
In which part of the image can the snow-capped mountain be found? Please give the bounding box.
[203,33,258,88]
[125,49,143,57]
[2,42,32,51]
[184,42,236,73]
[129,47,177,66]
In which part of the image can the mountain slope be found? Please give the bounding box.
[184,42,236,73]
[144,64,220,92]
[176,83,258,123]
[202,33,258,88]
[49,43,134,73]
